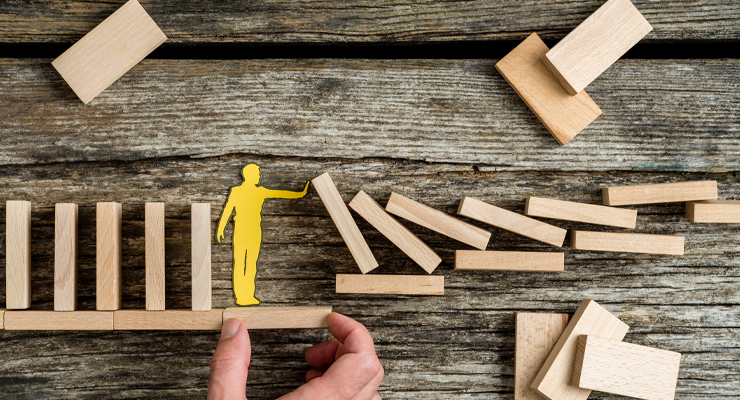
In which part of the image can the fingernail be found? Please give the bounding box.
[220,318,241,340]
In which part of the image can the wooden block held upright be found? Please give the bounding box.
[223,306,333,329]
[531,299,629,400]
[146,202,166,310]
[457,197,566,247]
[455,250,564,272]
[349,191,441,274]
[495,33,602,145]
[97,202,122,310]
[51,0,167,103]
[6,200,32,309]
[191,203,212,311]
[686,200,740,223]
[570,231,684,255]
[312,173,378,274]
[114,310,223,330]
[336,274,444,295]
[525,196,636,229]
[386,193,490,250]
[603,180,717,206]
[4,311,113,330]
[55,203,78,311]
[573,335,681,400]
[515,313,569,400]
[542,0,653,94]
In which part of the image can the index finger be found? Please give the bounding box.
[328,313,376,356]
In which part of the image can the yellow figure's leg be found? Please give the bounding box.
[233,225,261,306]
[232,238,251,305]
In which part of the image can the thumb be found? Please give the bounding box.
[208,318,251,400]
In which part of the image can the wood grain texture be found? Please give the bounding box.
[455,250,564,272]
[191,203,212,311]
[4,311,114,330]
[54,203,78,311]
[145,202,166,310]
[573,335,681,400]
[96,202,122,310]
[525,196,637,229]
[114,310,224,330]
[571,231,684,255]
[223,306,332,329]
[686,200,740,223]
[515,313,569,400]
[336,274,444,295]
[5,200,32,309]
[603,181,718,206]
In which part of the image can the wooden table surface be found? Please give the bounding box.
[1,1,739,398]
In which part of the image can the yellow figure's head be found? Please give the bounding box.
[241,164,261,185]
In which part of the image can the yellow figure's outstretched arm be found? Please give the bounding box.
[265,181,310,199]
[217,194,236,243]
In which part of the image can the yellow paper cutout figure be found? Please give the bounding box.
[217,164,309,306]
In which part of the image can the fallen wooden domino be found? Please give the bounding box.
[223,306,333,329]
[573,335,681,400]
[455,250,563,272]
[114,310,224,330]
[146,202,166,310]
[457,197,566,247]
[349,190,441,274]
[6,201,32,310]
[542,0,653,95]
[191,203,212,311]
[55,203,78,311]
[386,193,490,250]
[686,200,740,223]
[52,0,167,103]
[97,202,123,311]
[515,313,569,400]
[496,33,602,145]
[336,274,444,295]
[525,196,636,229]
[531,299,629,400]
[570,231,684,255]
[4,311,114,330]
[603,180,717,206]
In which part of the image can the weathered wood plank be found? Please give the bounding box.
[1,59,739,171]
[0,0,737,43]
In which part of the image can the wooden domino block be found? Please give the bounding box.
[349,191,441,274]
[6,200,32,309]
[525,196,636,229]
[455,250,564,272]
[386,193,490,250]
[191,203,212,311]
[0,309,4,329]
[51,0,167,103]
[570,231,684,255]
[542,0,653,95]
[4,311,114,330]
[603,180,717,206]
[573,336,681,400]
[114,310,223,330]
[336,274,444,295]
[686,200,740,223]
[146,202,166,310]
[515,313,569,400]
[55,203,78,311]
[223,306,332,329]
[97,202,122,310]
[457,197,566,247]
[312,173,378,274]
[495,33,602,145]
[531,299,629,400]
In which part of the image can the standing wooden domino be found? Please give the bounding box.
[146,202,166,310]
[55,203,78,311]
[97,202,122,310]
[457,197,566,247]
[0,309,4,329]
[496,33,602,145]
[525,196,636,229]
[686,200,740,223]
[531,299,629,400]
[455,250,564,272]
[603,181,717,206]
[570,231,684,255]
[573,336,681,400]
[385,193,490,250]
[312,173,378,274]
[6,201,32,309]
[542,0,653,95]
[336,274,444,295]
[515,313,569,400]
[51,0,167,103]
[349,191,441,274]
[224,306,333,329]
[191,203,212,311]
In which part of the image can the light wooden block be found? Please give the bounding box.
[531,299,629,400]
[0,310,4,329]
[573,336,681,400]
[603,180,717,206]
[146,202,166,310]
[570,231,684,255]
[312,173,379,274]
[515,313,569,400]
[349,191,441,274]
[55,203,78,311]
[455,250,564,272]
[51,0,167,104]
[6,201,32,309]
[457,197,566,247]
[97,202,122,310]
[525,196,636,229]
[191,203,212,311]
[686,200,740,223]
[223,306,332,329]
[4,311,113,330]
[336,274,444,295]
[542,0,653,95]
[114,309,224,330]
[386,193,490,250]
[496,33,602,145]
